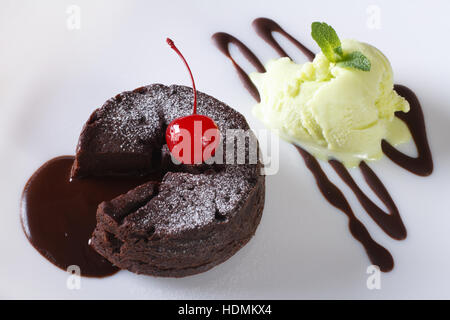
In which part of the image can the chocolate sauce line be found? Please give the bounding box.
[212,32,265,102]
[213,17,432,271]
[296,146,394,271]
[252,18,315,61]
[329,160,406,240]
[382,85,433,176]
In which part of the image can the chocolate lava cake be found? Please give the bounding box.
[72,84,265,277]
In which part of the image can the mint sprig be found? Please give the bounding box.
[311,22,371,72]
[336,51,371,71]
[311,22,343,62]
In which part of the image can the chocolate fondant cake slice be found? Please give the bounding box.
[92,169,264,277]
[74,84,265,277]
[71,84,170,177]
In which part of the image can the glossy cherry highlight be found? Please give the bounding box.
[165,38,220,165]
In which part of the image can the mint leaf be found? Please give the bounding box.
[311,22,371,72]
[337,51,371,71]
[311,22,343,62]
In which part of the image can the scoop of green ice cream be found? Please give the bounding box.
[250,39,411,167]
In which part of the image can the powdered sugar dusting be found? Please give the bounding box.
[127,165,255,235]
[88,84,169,153]
[79,84,261,235]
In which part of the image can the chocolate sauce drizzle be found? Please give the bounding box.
[329,160,406,240]
[211,32,265,102]
[252,18,315,62]
[212,17,433,271]
[21,156,152,277]
[297,147,394,271]
[383,85,433,176]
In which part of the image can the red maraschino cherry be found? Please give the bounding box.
[165,38,220,165]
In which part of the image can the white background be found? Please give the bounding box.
[1,0,450,299]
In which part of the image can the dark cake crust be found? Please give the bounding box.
[76,84,265,277]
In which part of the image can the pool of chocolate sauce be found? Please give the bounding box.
[21,156,153,277]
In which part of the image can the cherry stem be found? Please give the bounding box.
[166,38,197,115]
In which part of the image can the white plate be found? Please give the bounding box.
[1,0,450,299]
